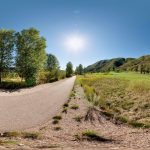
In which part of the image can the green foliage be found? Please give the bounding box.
[0,81,26,89]
[16,28,46,86]
[0,29,15,83]
[66,61,73,77]
[84,55,150,74]
[46,54,59,71]
[85,57,127,73]
[75,64,84,75]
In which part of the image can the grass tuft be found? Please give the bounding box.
[53,126,62,131]
[70,104,79,110]
[52,120,59,124]
[73,115,83,122]
[53,115,62,120]
[82,130,111,142]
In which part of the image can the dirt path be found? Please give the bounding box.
[0,76,76,132]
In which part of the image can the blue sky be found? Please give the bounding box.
[0,0,150,69]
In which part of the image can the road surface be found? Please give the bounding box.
[0,76,76,132]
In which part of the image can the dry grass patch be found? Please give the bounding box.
[1,131,40,139]
[70,104,79,110]
[75,130,112,142]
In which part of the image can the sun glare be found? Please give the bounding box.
[65,34,86,52]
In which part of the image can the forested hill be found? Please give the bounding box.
[84,55,150,73]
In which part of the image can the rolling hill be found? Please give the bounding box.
[85,55,150,73]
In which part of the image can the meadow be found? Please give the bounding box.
[78,72,150,128]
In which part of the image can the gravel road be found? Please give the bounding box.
[0,76,76,132]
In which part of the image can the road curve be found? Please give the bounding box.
[0,76,76,132]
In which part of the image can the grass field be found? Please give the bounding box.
[78,72,150,128]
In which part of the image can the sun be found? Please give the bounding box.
[64,34,86,52]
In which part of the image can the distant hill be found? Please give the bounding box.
[84,55,150,73]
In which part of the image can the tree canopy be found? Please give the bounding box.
[16,28,46,86]
[66,61,73,77]
[0,29,15,83]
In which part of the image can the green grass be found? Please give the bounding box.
[78,72,150,128]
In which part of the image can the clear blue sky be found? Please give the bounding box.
[0,0,150,69]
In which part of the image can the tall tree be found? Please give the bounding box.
[46,53,60,81]
[66,61,73,77]
[46,54,59,71]
[0,29,15,83]
[16,28,46,86]
[75,66,79,75]
[78,64,84,75]
[75,64,84,75]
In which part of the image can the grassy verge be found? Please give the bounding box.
[78,72,150,128]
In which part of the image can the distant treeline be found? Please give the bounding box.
[0,28,74,87]
[84,56,150,74]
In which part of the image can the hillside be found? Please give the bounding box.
[85,55,150,73]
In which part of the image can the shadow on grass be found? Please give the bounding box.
[0,81,28,92]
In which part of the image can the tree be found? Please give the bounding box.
[78,64,84,75]
[46,54,59,71]
[0,29,15,83]
[16,28,46,86]
[46,53,60,81]
[66,61,73,77]
[75,64,84,75]
[75,66,79,75]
